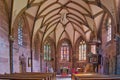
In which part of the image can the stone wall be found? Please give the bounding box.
[0,0,10,74]
[12,16,31,73]
[101,16,116,74]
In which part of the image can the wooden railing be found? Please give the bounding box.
[72,73,120,80]
[0,72,56,80]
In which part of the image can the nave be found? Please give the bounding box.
[57,77,71,80]
[1,0,120,80]
[56,75,71,80]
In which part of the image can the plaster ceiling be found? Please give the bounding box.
[9,0,117,47]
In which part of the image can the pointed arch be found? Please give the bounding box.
[75,37,87,61]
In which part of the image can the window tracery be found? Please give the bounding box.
[18,18,23,46]
[60,42,69,61]
[44,43,51,61]
[79,40,86,61]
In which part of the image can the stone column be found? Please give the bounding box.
[9,0,13,74]
[9,35,14,73]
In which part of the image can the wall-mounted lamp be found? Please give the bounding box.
[9,35,14,42]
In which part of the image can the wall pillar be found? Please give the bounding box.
[9,36,14,73]
[9,0,14,74]
[40,53,42,72]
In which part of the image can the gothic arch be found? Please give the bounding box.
[12,14,31,72]
[73,37,87,69]
[41,37,56,72]
[56,38,72,74]
[13,14,30,48]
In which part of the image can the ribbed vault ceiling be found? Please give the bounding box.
[10,0,118,47]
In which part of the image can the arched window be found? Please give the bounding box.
[79,40,86,61]
[44,43,51,61]
[60,42,69,61]
[107,18,112,42]
[18,19,23,46]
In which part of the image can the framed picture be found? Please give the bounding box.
[28,57,31,67]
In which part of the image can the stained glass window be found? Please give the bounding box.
[61,42,69,61]
[79,40,86,61]
[107,18,112,42]
[44,43,51,61]
[18,19,23,46]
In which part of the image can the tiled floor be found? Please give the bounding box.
[56,74,71,80]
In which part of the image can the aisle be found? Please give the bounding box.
[56,74,71,80]
[56,77,71,80]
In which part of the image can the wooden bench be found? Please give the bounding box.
[0,72,56,80]
[72,73,120,80]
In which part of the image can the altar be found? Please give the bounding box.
[60,67,69,75]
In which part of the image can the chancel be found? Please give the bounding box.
[0,0,120,80]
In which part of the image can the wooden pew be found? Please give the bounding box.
[0,72,56,80]
[13,72,56,80]
[72,73,120,80]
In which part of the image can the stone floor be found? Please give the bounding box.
[56,74,71,80]
[56,77,71,80]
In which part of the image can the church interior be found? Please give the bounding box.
[0,0,120,80]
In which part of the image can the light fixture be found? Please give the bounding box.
[9,35,14,42]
